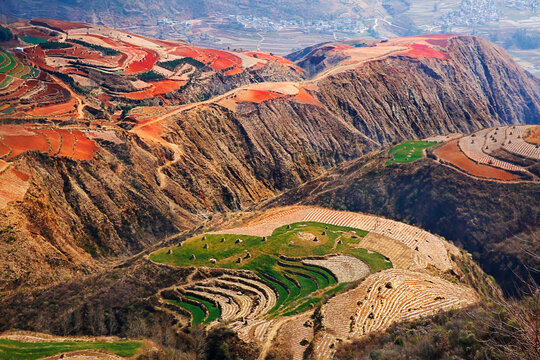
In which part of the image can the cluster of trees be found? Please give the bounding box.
[158,57,205,71]
[39,41,72,49]
[69,39,120,56]
[137,70,165,82]
[0,25,13,42]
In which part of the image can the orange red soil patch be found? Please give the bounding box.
[434,140,518,181]
[235,89,285,103]
[27,99,76,117]
[206,49,242,71]
[72,130,99,160]
[244,51,293,65]
[295,87,323,107]
[403,44,448,60]
[125,48,158,73]
[0,141,10,158]
[122,80,186,100]
[3,133,49,160]
[33,128,62,155]
[224,65,243,76]
[55,129,75,158]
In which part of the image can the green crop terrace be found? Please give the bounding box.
[151,222,392,324]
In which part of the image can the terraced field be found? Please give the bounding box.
[432,125,540,181]
[151,221,380,324]
[387,140,438,164]
[151,206,477,360]
[0,51,39,79]
[0,338,142,360]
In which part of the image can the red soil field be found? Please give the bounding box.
[403,44,448,60]
[55,129,75,158]
[24,46,53,71]
[0,125,36,136]
[434,140,518,181]
[295,87,323,107]
[33,83,64,101]
[27,99,76,117]
[235,89,285,103]
[205,49,242,71]
[21,28,52,39]
[125,48,158,73]
[47,46,109,63]
[3,133,49,160]
[122,80,186,100]
[133,120,164,139]
[245,51,293,65]
[32,18,88,31]
[0,141,11,158]
[224,65,243,76]
[72,130,99,160]
[169,46,201,59]
[33,128,62,155]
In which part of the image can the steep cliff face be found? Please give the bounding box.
[313,37,539,147]
[1,34,538,292]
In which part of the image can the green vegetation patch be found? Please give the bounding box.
[344,248,393,272]
[0,26,13,42]
[137,70,166,82]
[169,299,206,325]
[38,41,72,50]
[386,140,438,164]
[21,36,49,44]
[0,339,142,360]
[158,57,205,71]
[151,221,385,318]
[186,295,221,324]
[0,52,16,74]
[150,222,368,268]
[68,39,120,56]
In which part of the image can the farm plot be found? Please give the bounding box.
[152,206,476,360]
[434,140,519,181]
[458,128,524,172]
[0,125,99,161]
[504,125,540,160]
[152,221,381,322]
[386,140,438,164]
[0,338,142,360]
[214,206,452,271]
[321,269,477,339]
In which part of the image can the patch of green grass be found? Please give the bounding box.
[169,299,206,325]
[150,222,368,269]
[150,221,387,317]
[345,248,393,272]
[21,36,49,44]
[185,295,221,324]
[386,140,438,164]
[0,339,141,360]
[0,52,16,74]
